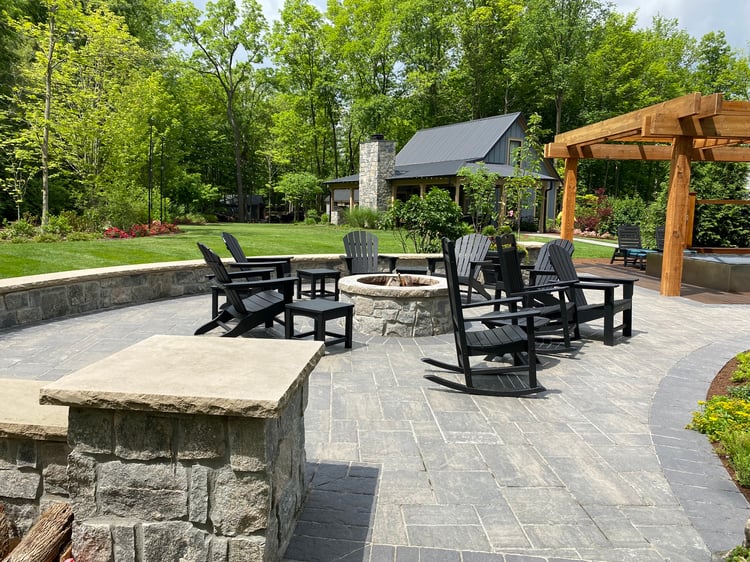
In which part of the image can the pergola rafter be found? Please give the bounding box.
[544,92,750,296]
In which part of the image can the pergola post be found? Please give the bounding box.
[661,136,693,296]
[560,158,578,241]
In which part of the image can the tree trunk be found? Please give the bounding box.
[226,92,246,222]
[41,12,57,229]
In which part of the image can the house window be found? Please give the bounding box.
[508,139,522,166]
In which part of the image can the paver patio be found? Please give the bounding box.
[1,273,749,561]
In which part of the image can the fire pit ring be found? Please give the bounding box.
[338,274,451,337]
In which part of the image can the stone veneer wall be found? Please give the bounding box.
[66,384,308,562]
[0,254,447,330]
[0,435,70,537]
[0,380,70,538]
[358,137,396,211]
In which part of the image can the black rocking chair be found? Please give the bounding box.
[421,237,546,397]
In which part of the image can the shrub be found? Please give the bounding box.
[725,544,750,561]
[304,209,320,225]
[33,233,62,243]
[320,213,329,223]
[0,218,37,240]
[346,206,381,229]
[728,384,750,401]
[731,351,750,383]
[688,396,750,441]
[45,214,73,236]
[721,430,750,487]
[381,188,466,252]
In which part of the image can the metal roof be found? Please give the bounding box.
[395,113,521,166]
[328,159,557,184]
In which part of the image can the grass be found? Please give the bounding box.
[0,223,614,279]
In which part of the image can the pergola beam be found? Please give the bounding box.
[546,143,750,162]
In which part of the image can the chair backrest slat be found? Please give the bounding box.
[548,243,587,306]
[454,233,490,279]
[617,225,644,250]
[197,243,248,314]
[441,237,470,368]
[343,230,379,274]
[497,246,526,296]
[655,225,665,252]
[533,239,574,287]
[222,232,246,263]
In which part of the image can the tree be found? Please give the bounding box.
[167,0,267,222]
[458,162,498,233]
[503,113,546,236]
[513,0,610,134]
[274,171,322,221]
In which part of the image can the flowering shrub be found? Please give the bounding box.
[103,222,180,239]
[688,396,750,440]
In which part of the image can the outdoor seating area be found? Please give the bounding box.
[1,258,749,561]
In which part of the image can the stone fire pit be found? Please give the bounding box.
[338,274,450,337]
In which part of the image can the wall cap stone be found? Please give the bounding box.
[39,335,324,418]
[0,379,68,440]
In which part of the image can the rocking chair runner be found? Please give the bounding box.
[195,243,296,337]
[421,237,546,397]
[341,231,398,274]
[548,243,636,346]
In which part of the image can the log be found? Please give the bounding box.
[1,503,72,562]
[0,504,9,559]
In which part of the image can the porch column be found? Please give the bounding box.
[661,136,693,296]
[560,158,578,241]
[349,188,355,210]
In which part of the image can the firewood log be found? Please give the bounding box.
[1,503,72,562]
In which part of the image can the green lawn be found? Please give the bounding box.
[0,223,614,279]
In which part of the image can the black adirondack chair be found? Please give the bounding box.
[611,225,655,269]
[421,237,546,397]
[222,232,292,278]
[528,239,575,287]
[655,225,665,252]
[341,231,398,274]
[454,233,492,301]
[485,245,576,351]
[195,243,295,337]
[549,243,636,346]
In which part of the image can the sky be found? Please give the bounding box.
[612,0,749,53]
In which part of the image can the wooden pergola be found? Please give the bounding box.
[544,92,750,296]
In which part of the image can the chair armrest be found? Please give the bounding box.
[225,276,297,292]
[577,275,638,285]
[226,268,273,280]
[471,308,540,323]
[381,255,399,272]
[230,260,288,277]
[340,255,354,274]
[462,295,523,310]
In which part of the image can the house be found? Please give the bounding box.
[326,113,561,230]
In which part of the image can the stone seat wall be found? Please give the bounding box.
[0,380,70,537]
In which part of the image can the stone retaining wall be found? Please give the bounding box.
[0,254,440,330]
[0,380,69,537]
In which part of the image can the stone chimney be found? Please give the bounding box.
[358,134,395,211]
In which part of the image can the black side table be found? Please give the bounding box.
[284,299,354,347]
[296,268,341,299]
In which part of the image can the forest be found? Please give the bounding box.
[1,0,749,244]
